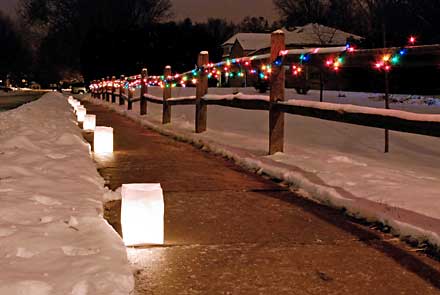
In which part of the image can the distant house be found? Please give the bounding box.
[222,23,363,59]
[30,82,41,90]
[222,33,270,59]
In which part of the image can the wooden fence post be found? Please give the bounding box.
[98,79,101,99]
[384,71,390,153]
[195,51,209,133]
[106,76,111,101]
[101,78,105,100]
[119,75,125,105]
[269,30,286,155]
[103,78,106,100]
[140,68,148,115]
[111,76,116,103]
[127,79,133,110]
[319,70,324,102]
[163,65,172,124]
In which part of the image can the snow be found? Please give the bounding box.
[204,93,269,101]
[144,93,196,102]
[0,92,134,294]
[85,86,440,248]
[222,33,270,49]
[282,46,347,56]
[282,99,440,122]
[286,23,363,46]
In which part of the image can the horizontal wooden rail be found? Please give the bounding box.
[275,101,440,138]
[144,95,162,104]
[168,98,197,106]
[140,94,197,105]
[205,98,270,110]
[146,97,162,104]
[130,96,142,103]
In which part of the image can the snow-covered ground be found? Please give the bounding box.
[0,92,134,294]
[85,86,440,248]
[0,91,45,112]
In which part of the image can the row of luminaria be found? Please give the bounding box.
[67,96,164,247]
[68,96,113,154]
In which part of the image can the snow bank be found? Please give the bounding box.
[0,92,134,294]
[85,87,440,249]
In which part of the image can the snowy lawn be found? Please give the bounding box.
[0,92,133,294]
[0,91,45,112]
[86,86,440,249]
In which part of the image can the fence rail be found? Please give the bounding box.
[90,31,440,155]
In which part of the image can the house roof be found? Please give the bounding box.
[285,23,363,46]
[223,33,271,51]
[223,24,363,52]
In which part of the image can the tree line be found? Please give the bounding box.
[0,0,439,86]
[275,0,440,47]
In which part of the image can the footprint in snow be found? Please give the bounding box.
[0,280,53,295]
[46,153,67,160]
[328,156,367,167]
[71,280,88,295]
[31,195,62,206]
[0,227,17,237]
[39,216,54,224]
[67,216,79,228]
[16,247,39,258]
[62,246,100,256]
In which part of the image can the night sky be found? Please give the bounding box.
[0,0,278,22]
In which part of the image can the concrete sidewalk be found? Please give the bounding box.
[82,101,440,294]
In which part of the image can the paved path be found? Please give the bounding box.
[82,101,440,295]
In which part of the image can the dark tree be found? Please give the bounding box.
[139,18,236,74]
[409,0,440,43]
[273,0,331,27]
[239,17,271,33]
[274,0,440,47]
[355,0,440,46]
[19,0,172,83]
[354,0,406,47]
[20,0,172,31]
[327,0,362,33]
[0,11,31,84]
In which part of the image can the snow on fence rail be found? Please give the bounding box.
[90,31,440,154]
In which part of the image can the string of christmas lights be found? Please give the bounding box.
[90,37,419,91]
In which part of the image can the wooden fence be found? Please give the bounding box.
[90,31,440,155]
